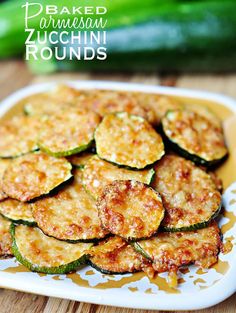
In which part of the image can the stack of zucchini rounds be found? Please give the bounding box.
[0,85,227,287]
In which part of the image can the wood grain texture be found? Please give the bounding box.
[0,60,235,313]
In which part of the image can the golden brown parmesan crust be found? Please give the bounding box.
[0,115,41,158]
[3,153,72,202]
[0,215,12,257]
[82,155,154,199]
[162,109,227,162]
[152,155,221,229]
[134,93,184,125]
[14,225,92,268]
[0,159,11,201]
[0,199,35,223]
[136,222,221,272]
[97,180,164,240]
[38,108,101,156]
[95,113,164,169]
[22,93,70,116]
[32,170,109,241]
[89,236,152,274]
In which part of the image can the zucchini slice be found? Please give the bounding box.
[88,236,151,275]
[134,222,221,272]
[0,115,40,158]
[161,110,228,166]
[3,153,72,202]
[0,159,11,201]
[11,224,92,274]
[22,93,70,116]
[0,199,35,226]
[38,108,101,157]
[0,215,12,257]
[95,112,165,169]
[97,180,164,240]
[152,155,222,231]
[135,93,184,125]
[82,155,155,199]
[187,104,222,128]
[67,152,94,169]
[32,169,109,242]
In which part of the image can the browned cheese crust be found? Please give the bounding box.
[152,155,221,229]
[162,110,227,162]
[82,155,154,199]
[95,113,164,169]
[0,215,12,257]
[97,180,164,240]
[0,115,41,157]
[89,236,152,274]
[136,222,221,272]
[3,153,72,202]
[32,170,109,241]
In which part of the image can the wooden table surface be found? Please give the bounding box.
[0,60,236,313]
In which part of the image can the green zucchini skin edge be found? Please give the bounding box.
[0,147,39,159]
[88,260,140,275]
[160,124,228,167]
[0,213,37,227]
[161,202,222,232]
[131,242,152,261]
[10,223,90,274]
[38,141,93,158]
[37,226,111,244]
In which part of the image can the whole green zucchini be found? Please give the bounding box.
[0,0,173,57]
[27,1,236,73]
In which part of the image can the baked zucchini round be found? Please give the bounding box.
[97,180,164,240]
[134,222,221,272]
[161,110,228,166]
[152,155,222,231]
[0,159,11,201]
[0,199,35,226]
[38,108,101,157]
[88,236,151,275]
[2,153,72,202]
[0,215,12,257]
[32,170,109,242]
[11,224,92,274]
[0,115,40,158]
[95,112,165,169]
[82,155,155,199]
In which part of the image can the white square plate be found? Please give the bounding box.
[0,81,236,310]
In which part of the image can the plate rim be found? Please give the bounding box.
[0,80,236,311]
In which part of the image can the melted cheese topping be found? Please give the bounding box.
[136,222,221,272]
[67,152,94,168]
[0,159,11,201]
[187,104,221,128]
[0,115,40,157]
[0,215,12,256]
[95,113,164,169]
[22,93,70,116]
[82,155,154,199]
[3,153,72,202]
[153,155,221,229]
[38,108,101,155]
[32,170,108,241]
[51,86,156,124]
[14,225,92,267]
[162,110,227,162]
[0,199,35,223]
[135,93,183,125]
[90,236,151,274]
[97,180,164,239]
